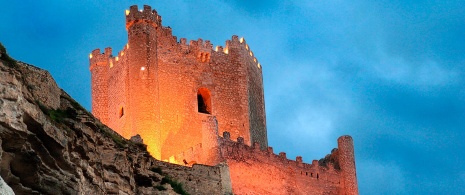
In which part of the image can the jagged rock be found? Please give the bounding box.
[0,58,230,194]
[130,134,144,144]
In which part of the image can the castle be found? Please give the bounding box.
[89,5,358,194]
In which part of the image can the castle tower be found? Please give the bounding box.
[90,5,269,160]
[240,38,268,150]
[338,136,359,195]
[89,47,111,124]
[125,5,161,158]
[225,36,268,149]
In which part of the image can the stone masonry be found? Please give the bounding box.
[90,5,358,194]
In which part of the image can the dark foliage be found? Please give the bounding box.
[161,176,189,195]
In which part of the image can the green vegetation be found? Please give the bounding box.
[97,123,127,148]
[36,100,77,123]
[318,150,341,170]
[49,109,77,123]
[150,166,163,175]
[60,93,89,114]
[155,185,167,191]
[161,176,189,195]
[0,42,18,68]
[149,166,188,194]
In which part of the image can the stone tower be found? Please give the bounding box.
[125,5,161,158]
[338,136,359,195]
[89,5,268,160]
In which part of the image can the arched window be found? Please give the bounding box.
[197,88,212,114]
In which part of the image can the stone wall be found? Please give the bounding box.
[216,132,357,195]
[90,5,268,160]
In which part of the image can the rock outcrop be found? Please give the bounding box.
[0,53,231,194]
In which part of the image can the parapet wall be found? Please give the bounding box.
[216,132,357,194]
[220,132,338,175]
[169,130,354,194]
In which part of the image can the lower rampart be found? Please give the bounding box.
[168,130,352,194]
[218,133,342,194]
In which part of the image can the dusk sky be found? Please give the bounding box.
[1,0,465,194]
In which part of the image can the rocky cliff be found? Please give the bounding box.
[0,46,231,194]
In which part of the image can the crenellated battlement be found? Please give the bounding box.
[111,44,129,68]
[89,47,112,70]
[169,129,343,185]
[238,37,262,69]
[217,131,341,184]
[174,35,262,69]
[125,5,161,30]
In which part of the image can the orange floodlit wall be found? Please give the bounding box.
[220,135,358,195]
[170,127,358,195]
[90,5,267,160]
[90,5,358,194]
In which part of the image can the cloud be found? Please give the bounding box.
[358,160,406,194]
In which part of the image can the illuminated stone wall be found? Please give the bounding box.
[89,5,267,160]
[218,133,357,195]
[168,130,358,194]
[89,48,110,125]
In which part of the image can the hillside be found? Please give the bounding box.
[0,44,230,194]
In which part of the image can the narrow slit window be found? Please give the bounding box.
[119,107,124,118]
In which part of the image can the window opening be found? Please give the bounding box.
[197,88,212,114]
[119,107,124,118]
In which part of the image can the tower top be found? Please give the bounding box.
[125,5,161,30]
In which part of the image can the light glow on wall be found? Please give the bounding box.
[258,63,261,69]
[141,66,146,70]
[125,10,130,16]
[89,53,93,59]
[169,156,176,164]
[116,56,119,61]
[240,37,244,43]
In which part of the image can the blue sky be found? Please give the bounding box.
[1,0,464,194]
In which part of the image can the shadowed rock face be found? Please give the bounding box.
[0,58,229,194]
